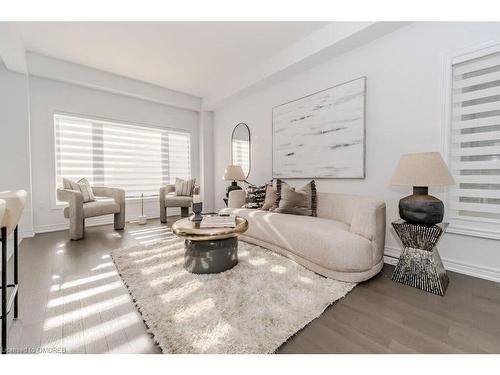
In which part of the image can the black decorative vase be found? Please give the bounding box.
[226,180,242,198]
[190,202,203,223]
[399,186,444,225]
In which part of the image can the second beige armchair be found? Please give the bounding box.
[160,184,200,223]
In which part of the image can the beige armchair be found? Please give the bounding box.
[57,186,125,240]
[160,184,200,223]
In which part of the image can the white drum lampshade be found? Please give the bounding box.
[223,165,246,181]
[223,165,246,201]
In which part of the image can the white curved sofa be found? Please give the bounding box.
[221,190,386,283]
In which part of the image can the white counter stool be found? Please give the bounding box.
[0,190,27,354]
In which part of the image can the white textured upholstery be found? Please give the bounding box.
[63,197,120,218]
[163,194,193,207]
[0,190,27,236]
[224,189,386,282]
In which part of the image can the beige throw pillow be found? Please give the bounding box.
[261,184,278,210]
[62,177,95,202]
[273,180,317,216]
[175,177,196,196]
[63,178,80,191]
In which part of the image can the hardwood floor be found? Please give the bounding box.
[3,218,500,354]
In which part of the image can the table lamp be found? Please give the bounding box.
[390,152,455,225]
[223,165,246,199]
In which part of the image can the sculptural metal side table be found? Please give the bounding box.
[391,219,449,296]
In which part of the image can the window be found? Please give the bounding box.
[54,114,191,198]
[448,45,500,237]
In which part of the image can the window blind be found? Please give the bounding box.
[232,138,250,176]
[54,114,191,198]
[449,50,500,224]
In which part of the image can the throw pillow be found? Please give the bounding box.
[77,178,96,202]
[273,180,317,217]
[63,178,80,191]
[261,183,278,210]
[175,177,196,196]
[243,184,267,209]
[270,178,286,211]
[62,177,95,203]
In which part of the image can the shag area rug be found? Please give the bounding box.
[111,231,356,354]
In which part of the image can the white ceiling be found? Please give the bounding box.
[17,22,327,98]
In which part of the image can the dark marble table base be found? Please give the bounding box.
[184,237,238,274]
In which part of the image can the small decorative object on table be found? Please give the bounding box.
[200,215,236,228]
[391,219,449,296]
[190,194,203,223]
[138,193,147,225]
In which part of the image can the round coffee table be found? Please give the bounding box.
[172,216,248,274]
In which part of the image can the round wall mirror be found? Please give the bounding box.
[231,123,251,178]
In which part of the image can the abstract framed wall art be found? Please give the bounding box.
[272,77,366,179]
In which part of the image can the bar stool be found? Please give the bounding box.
[0,190,27,354]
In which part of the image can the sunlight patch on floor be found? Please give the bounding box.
[91,262,114,271]
[47,281,123,308]
[249,257,267,266]
[149,270,186,287]
[43,294,130,330]
[140,257,183,275]
[45,312,140,352]
[52,271,118,291]
[270,265,287,274]
[173,298,215,323]
[158,279,203,304]
[192,322,232,352]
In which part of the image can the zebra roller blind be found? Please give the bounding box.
[450,49,500,225]
[54,114,191,198]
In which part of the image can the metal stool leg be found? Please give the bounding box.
[1,226,7,354]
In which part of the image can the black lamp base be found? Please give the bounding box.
[399,186,444,225]
[226,180,242,198]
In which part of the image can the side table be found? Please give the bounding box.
[391,219,449,296]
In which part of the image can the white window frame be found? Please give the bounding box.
[442,40,500,240]
[49,111,193,210]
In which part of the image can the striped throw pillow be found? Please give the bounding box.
[78,178,95,203]
[175,178,196,196]
[62,177,95,202]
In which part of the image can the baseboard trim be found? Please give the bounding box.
[384,246,500,283]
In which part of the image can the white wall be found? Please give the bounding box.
[29,76,200,233]
[213,22,500,282]
[199,111,215,212]
[0,63,34,238]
